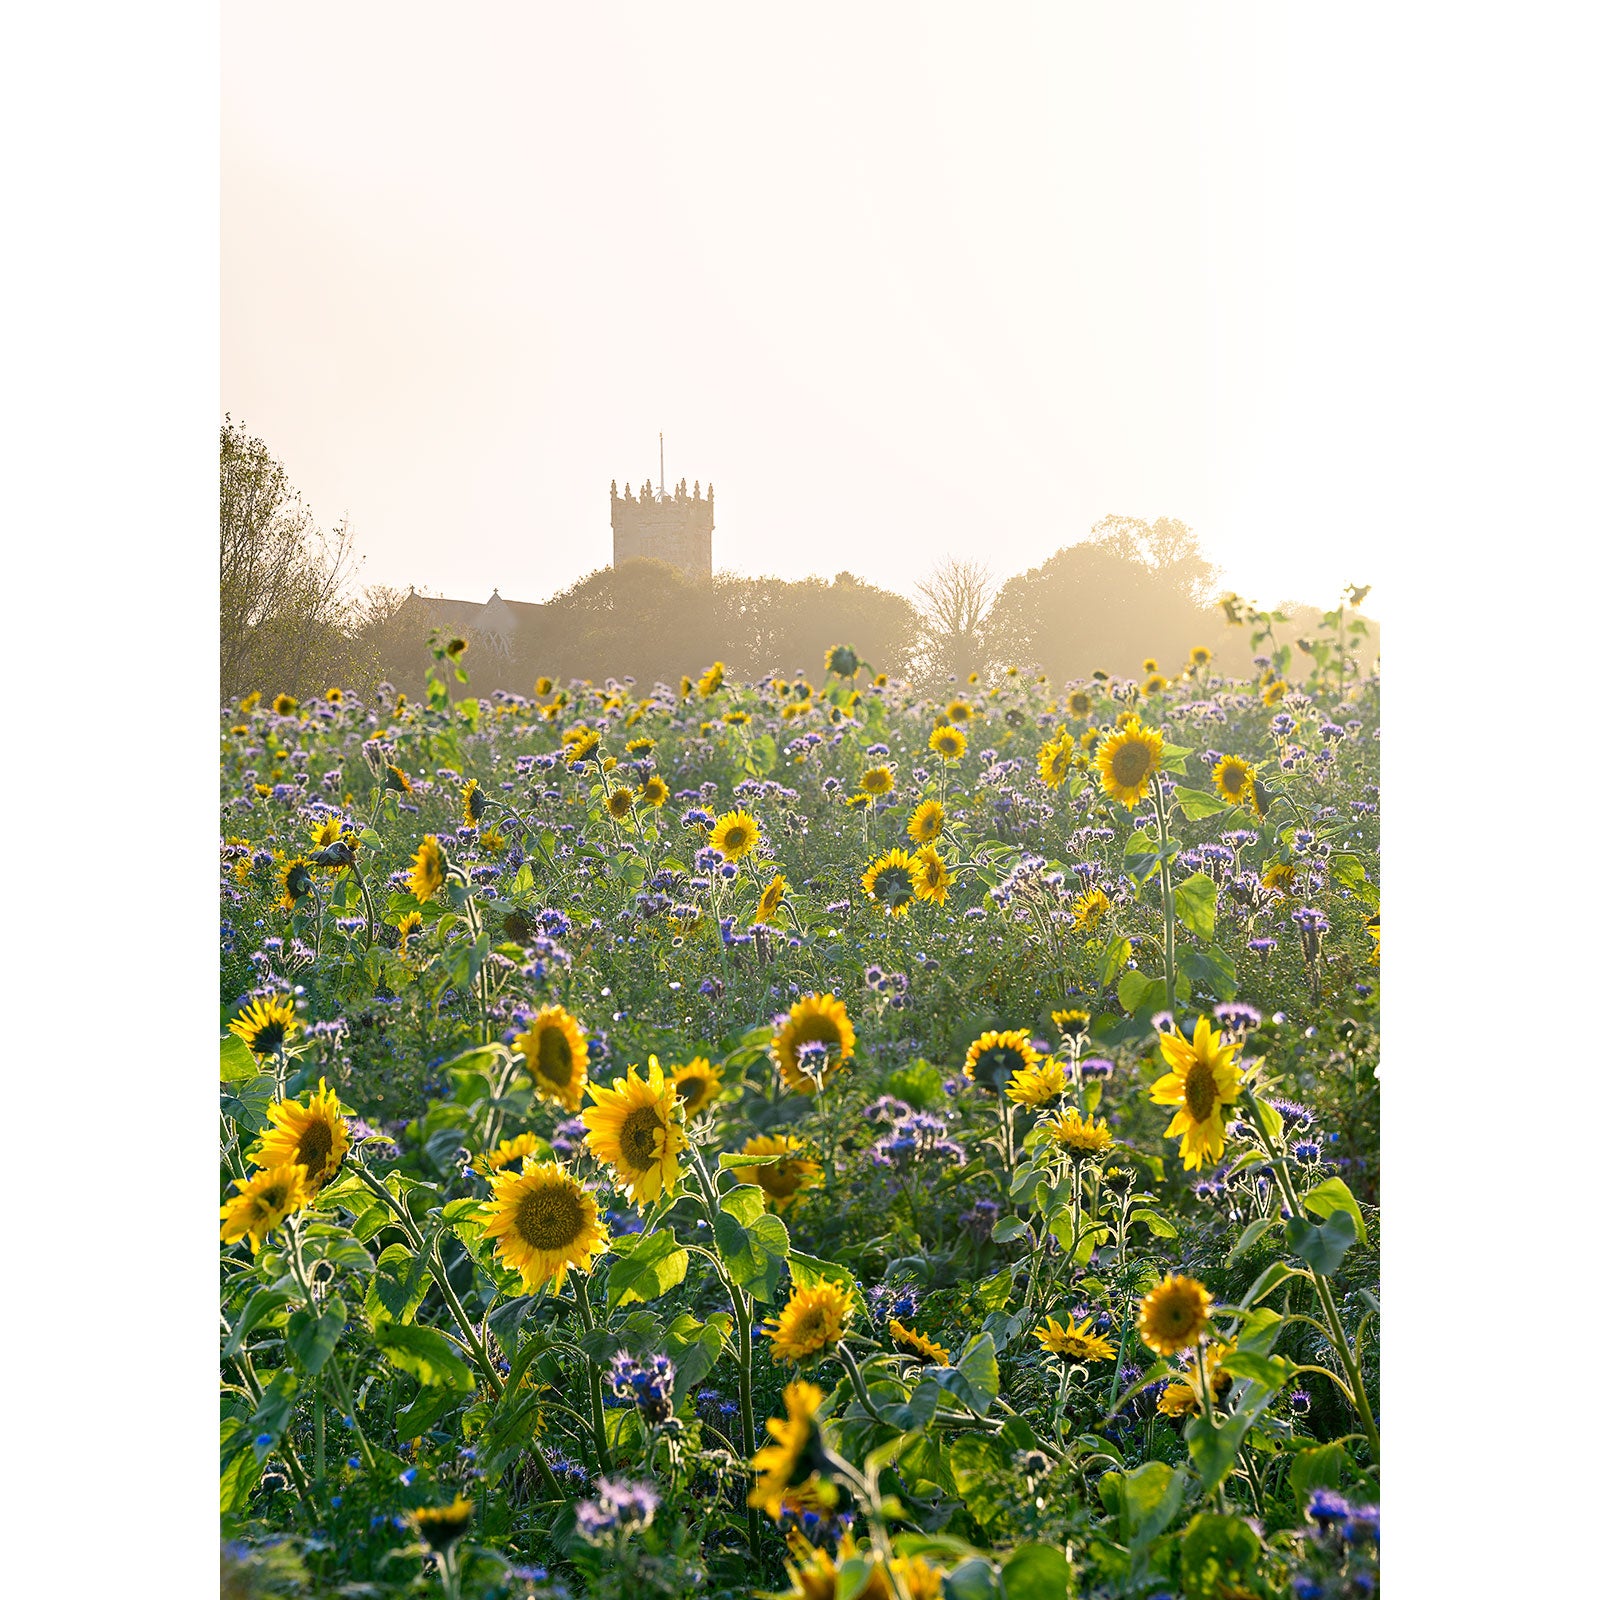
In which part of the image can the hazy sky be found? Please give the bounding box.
[223,4,1387,613]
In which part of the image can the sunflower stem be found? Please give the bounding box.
[570,1274,614,1474]
[1152,779,1178,1016]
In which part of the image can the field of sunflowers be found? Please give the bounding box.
[219,605,1379,1600]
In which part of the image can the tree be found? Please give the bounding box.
[219,418,362,699]
[913,557,997,685]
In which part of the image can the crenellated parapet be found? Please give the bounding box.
[610,471,714,577]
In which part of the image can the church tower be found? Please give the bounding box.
[610,436,713,579]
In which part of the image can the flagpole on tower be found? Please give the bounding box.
[659,432,664,496]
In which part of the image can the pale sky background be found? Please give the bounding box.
[223,3,1391,613]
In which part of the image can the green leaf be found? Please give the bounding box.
[1173,785,1229,820]
[662,1311,731,1392]
[1173,872,1217,940]
[1098,935,1133,988]
[220,1415,263,1514]
[1117,971,1167,1015]
[606,1227,690,1309]
[287,1295,347,1376]
[365,1244,431,1325]
[1301,1176,1369,1246]
[221,1070,278,1135]
[713,1188,790,1302]
[1289,1442,1347,1509]
[787,1251,861,1305]
[1330,853,1379,906]
[1185,1386,1276,1494]
[999,1544,1072,1600]
[1177,945,1239,1001]
[1179,1512,1261,1596]
[885,1057,947,1108]
[220,1034,258,1084]
[1129,1208,1178,1239]
[929,1332,1000,1416]
[990,1216,1032,1245]
[223,1287,291,1358]
[941,1558,1000,1600]
[1218,1348,1292,1395]
[948,1436,1010,1528]
[1160,742,1194,771]
[372,1319,476,1390]
[1100,1460,1188,1549]
[1285,1209,1358,1275]
[1226,1216,1276,1264]
[249,1367,298,1451]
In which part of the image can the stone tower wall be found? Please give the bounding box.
[610,478,714,579]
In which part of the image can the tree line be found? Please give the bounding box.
[220,421,1374,701]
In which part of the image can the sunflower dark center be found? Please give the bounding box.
[1184,1064,1217,1120]
[619,1105,663,1167]
[536,1028,573,1086]
[514,1183,584,1251]
[1221,766,1246,795]
[297,1118,334,1180]
[1112,742,1152,786]
[252,1021,286,1055]
[675,1075,708,1110]
[724,826,749,851]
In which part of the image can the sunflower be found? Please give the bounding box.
[825,644,859,677]
[1188,645,1212,669]
[239,691,262,713]
[946,699,973,723]
[1071,887,1112,931]
[582,1057,688,1202]
[928,726,966,761]
[229,993,300,1057]
[605,786,635,820]
[1143,673,1168,695]
[1034,1313,1116,1363]
[862,849,917,916]
[755,872,786,925]
[964,1029,1040,1092]
[670,1057,724,1118]
[724,710,751,726]
[639,774,669,807]
[763,1279,854,1363]
[480,824,505,853]
[710,808,760,863]
[411,1496,473,1550]
[384,763,412,793]
[481,1130,542,1173]
[907,798,945,844]
[1212,754,1258,813]
[462,778,486,824]
[406,835,447,902]
[844,793,872,812]
[772,993,856,1094]
[1137,1274,1213,1356]
[698,661,726,696]
[748,1380,829,1519]
[1037,736,1074,790]
[272,694,297,716]
[911,845,951,905]
[626,736,655,754]
[1142,658,1159,675]
[277,856,313,910]
[1148,1016,1244,1169]
[888,1319,950,1365]
[255,1078,350,1192]
[1261,677,1287,706]
[534,675,555,696]
[444,636,469,660]
[481,1161,609,1291]
[1262,861,1297,893]
[1156,1342,1231,1417]
[859,765,895,797]
[1366,912,1380,965]
[1097,720,1165,808]
[1041,1106,1114,1159]
[731,1134,821,1211]
[219,1163,311,1253]
[396,909,423,951]
[1052,1007,1091,1039]
[1004,1058,1069,1107]
[310,814,344,849]
[513,1004,590,1111]
[1066,688,1094,718]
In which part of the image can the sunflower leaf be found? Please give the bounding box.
[1285,1209,1358,1276]
[1173,872,1217,941]
[1173,785,1230,820]
[371,1319,476,1390]
[606,1227,690,1309]
[1300,1176,1369,1246]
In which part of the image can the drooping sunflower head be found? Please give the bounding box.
[582,1057,688,1203]
[411,1495,473,1550]
[698,661,726,696]
[911,845,951,906]
[928,725,966,761]
[605,786,635,820]
[1097,720,1165,808]
[256,1078,351,1192]
[1071,887,1112,931]
[1004,1057,1069,1108]
[732,1133,821,1211]
[1034,1312,1117,1363]
[534,675,555,696]
[824,644,859,678]
[859,765,895,797]
[1148,1016,1245,1169]
[964,1029,1040,1093]
[763,1280,855,1364]
[907,798,945,844]
[1037,736,1074,790]
[1212,754,1257,808]
[406,835,448,902]
[1138,1274,1213,1356]
[888,1318,950,1366]
[669,1056,724,1119]
[511,1004,590,1110]
[748,1379,831,1520]
[755,872,787,925]
[772,993,856,1094]
[278,856,314,909]
[219,1162,311,1253]
[480,1161,609,1291]
[384,763,412,794]
[639,774,669,807]
[1041,1106,1115,1160]
[461,778,486,824]
[710,808,760,863]
[862,849,917,916]
[228,993,300,1058]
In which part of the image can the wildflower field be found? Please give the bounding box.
[220,597,1379,1600]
